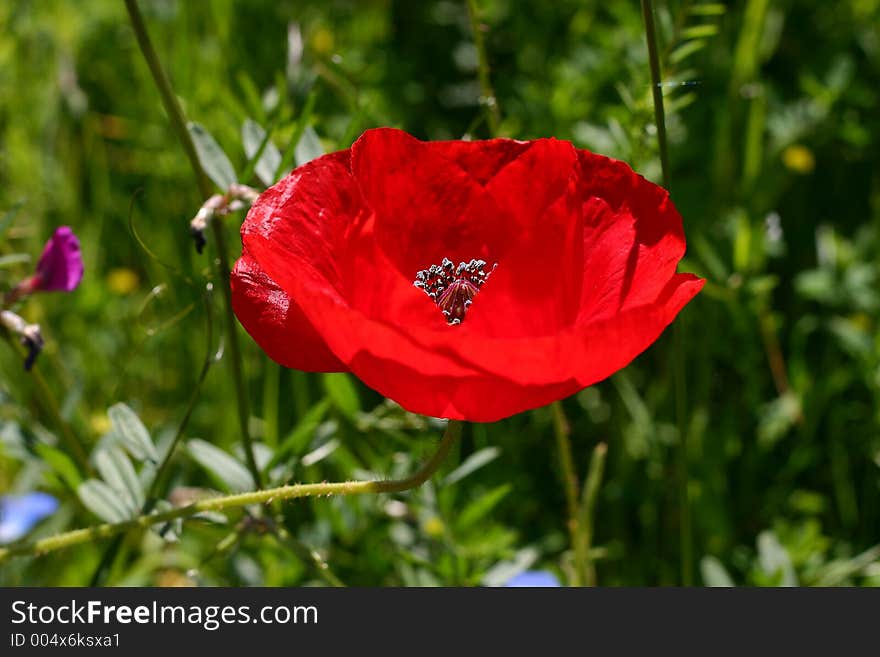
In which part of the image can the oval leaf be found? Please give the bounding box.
[107,403,158,464]
[188,122,237,190]
[294,126,324,166]
[444,447,501,486]
[93,446,144,512]
[188,439,255,492]
[78,479,132,522]
[242,119,282,187]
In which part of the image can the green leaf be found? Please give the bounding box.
[271,399,330,466]
[457,484,512,532]
[732,211,752,273]
[757,530,798,586]
[688,3,726,16]
[188,121,237,190]
[322,373,360,419]
[670,39,708,65]
[692,235,729,281]
[78,479,132,522]
[276,93,316,177]
[0,254,30,268]
[0,200,24,239]
[444,447,501,486]
[294,126,324,166]
[700,556,735,586]
[681,24,719,40]
[93,446,144,512]
[481,547,539,587]
[667,91,698,113]
[188,438,255,492]
[34,444,83,490]
[242,118,282,187]
[107,403,158,464]
[300,435,340,467]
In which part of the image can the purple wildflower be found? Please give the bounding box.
[34,226,84,292]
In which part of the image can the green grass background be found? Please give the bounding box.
[1,0,879,586]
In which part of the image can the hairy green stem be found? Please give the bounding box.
[0,420,462,562]
[641,0,693,585]
[465,0,501,136]
[123,0,263,488]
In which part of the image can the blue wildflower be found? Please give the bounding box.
[0,492,59,543]
[504,570,562,587]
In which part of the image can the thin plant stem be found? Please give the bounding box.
[1,333,92,473]
[123,0,263,488]
[465,0,501,136]
[551,401,587,586]
[641,0,671,191]
[0,420,462,562]
[88,289,218,584]
[272,526,346,587]
[641,0,693,585]
[578,443,608,587]
[30,366,92,473]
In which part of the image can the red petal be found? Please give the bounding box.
[350,128,576,278]
[344,274,702,420]
[346,350,582,422]
[231,248,345,372]
[241,149,485,383]
[464,175,585,337]
[576,149,686,311]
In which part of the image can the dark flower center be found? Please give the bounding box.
[413,258,495,325]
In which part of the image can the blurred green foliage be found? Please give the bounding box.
[1,0,879,586]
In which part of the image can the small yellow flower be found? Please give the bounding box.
[311,28,334,56]
[89,412,112,435]
[782,145,815,174]
[106,268,139,295]
[422,516,445,538]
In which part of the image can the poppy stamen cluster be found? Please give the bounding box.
[413,257,496,324]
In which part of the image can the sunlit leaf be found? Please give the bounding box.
[93,446,144,511]
[188,121,237,190]
[444,447,501,486]
[294,126,324,166]
[700,556,735,586]
[481,547,539,587]
[188,438,255,492]
[242,118,282,186]
[107,403,158,464]
[681,24,719,40]
[0,254,30,268]
[670,39,708,65]
[78,479,132,522]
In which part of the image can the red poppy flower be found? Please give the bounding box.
[232,128,703,422]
